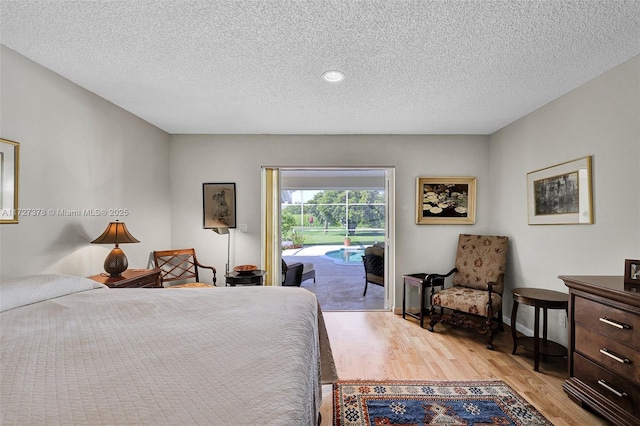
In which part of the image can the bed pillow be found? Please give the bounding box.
[0,274,107,312]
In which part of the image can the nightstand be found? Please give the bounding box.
[402,273,445,328]
[225,270,266,286]
[89,269,162,288]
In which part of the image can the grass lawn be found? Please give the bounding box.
[291,227,385,246]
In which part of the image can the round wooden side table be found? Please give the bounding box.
[511,287,569,372]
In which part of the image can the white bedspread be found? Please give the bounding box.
[1,276,337,425]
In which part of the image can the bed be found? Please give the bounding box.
[0,274,338,425]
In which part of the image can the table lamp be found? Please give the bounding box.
[91,220,140,278]
[212,226,230,274]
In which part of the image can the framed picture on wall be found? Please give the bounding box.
[0,138,20,224]
[203,183,236,229]
[416,176,476,224]
[527,156,593,225]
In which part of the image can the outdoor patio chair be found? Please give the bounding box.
[301,262,316,283]
[282,259,304,286]
[362,243,384,295]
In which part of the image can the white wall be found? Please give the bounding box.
[169,134,491,301]
[0,46,172,279]
[171,56,639,346]
[490,55,640,345]
[3,42,636,349]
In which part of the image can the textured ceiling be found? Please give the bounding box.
[1,1,639,135]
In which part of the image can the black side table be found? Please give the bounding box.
[402,273,445,328]
[511,287,569,372]
[225,270,266,286]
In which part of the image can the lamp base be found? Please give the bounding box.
[104,247,128,278]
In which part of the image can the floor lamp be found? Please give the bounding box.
[212,226,230,275]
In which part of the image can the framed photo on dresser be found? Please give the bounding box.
[625,259,640,285]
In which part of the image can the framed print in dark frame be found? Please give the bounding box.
[527,156,593,225]
[625,259,640,285]
[416,176,476,225]
[203,183,236,229]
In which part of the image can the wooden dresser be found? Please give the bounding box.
[559,275,640,426]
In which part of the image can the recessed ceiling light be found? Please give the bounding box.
[322,70,345,83]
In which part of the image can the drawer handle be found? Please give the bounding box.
[597,380,628,398]
[599,317,632,329]
[600,348,631,364]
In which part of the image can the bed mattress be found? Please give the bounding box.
[0,275,337,425]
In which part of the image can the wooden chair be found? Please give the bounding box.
[153,248,217,288]
[362,243,384,296]
[428,234,509,350]
[282,259,304,286]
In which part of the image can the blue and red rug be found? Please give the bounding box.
[333,380,552,425]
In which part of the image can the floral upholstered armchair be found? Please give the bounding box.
[427,234,509,350]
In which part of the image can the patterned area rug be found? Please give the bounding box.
[333,380,552,425]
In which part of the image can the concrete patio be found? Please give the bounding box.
[283,245,385,311]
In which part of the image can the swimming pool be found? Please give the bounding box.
[324,248,364,265]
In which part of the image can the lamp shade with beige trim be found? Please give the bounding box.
[91,220,140,278]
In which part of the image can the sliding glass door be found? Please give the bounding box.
[261,166,395,311]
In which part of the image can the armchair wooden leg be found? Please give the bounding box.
[427,286,441,333]
[486,332,495,350]
[428,313,439,332]
[484,298,496,349]
[484,319,494,350]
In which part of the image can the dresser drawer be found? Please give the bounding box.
[574,296,639,349]
[575,325,640,384]
[574,353,640,417]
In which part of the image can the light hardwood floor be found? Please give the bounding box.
[319,311,609,426]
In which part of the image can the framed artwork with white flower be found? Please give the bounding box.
[416,176,476,224]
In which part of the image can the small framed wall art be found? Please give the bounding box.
[416,176,476,225]
[527,156,593,225]
[203,183,236,229]
[0,138,20,224]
